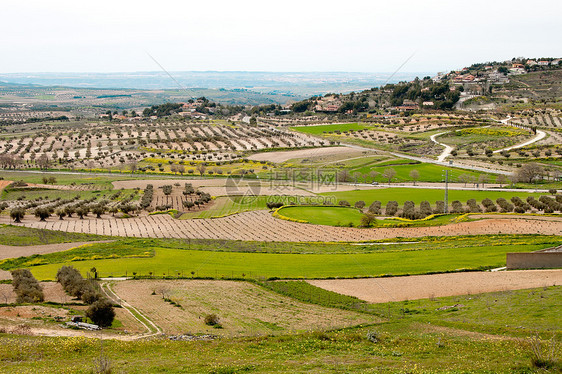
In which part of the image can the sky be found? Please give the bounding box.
[1,0,561,74]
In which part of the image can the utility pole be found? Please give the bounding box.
[444,170,449,213]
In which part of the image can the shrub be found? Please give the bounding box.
[11,269,44,303]
[338,200,351,207]
[385,201,398,216]
[354,200,366,210]
[86,299,116,328]
[360,212,377,227]
[368,201,381,215]
[204,313,220,326]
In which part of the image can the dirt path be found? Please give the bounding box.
[100,281,162,338]
[430,132,453,162]
[3,212,560,242]
[307,269,562,303]
[0,180,12,191]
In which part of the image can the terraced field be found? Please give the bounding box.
[4,211,560,242]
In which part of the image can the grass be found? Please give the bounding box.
[320,188,541,206]
[276,206,466,227]
[1,321,555,373]
[0,171,130,188]
[289,123,377,135]
[0,224,108,246]
[266,281,562,340]
[9,236,557,280]
[0,287,560,372]
[276,206,364,226]
[0,186,121,203]
[349,162,493,183]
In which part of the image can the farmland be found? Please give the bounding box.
[0,86,561,373]
[4,235,559,280]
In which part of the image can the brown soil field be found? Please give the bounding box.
[0,282,69,304]
[112,280,379,336]
[4,211,560,242]
[0,241,113,261]
[307,269,562,303]
[0,180,12,191]
[247,146,359,163]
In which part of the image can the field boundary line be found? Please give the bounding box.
[100,281,163,338]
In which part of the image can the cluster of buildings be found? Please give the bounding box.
[313,95,342,112]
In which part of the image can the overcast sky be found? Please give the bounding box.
[2,0,561,73]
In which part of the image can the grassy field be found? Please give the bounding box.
[8,236,557,280]
[277,206,364,226]
[1,286,560,372]
[0,171,132,188]
[275,206,463,227]
[266,281,562,339]
[0,224,108,246]
[289,123,377,135]
[349,161,494,183]
[320,188,541,205]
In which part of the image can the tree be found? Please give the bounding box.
[129,161,137,174]
[458,174,470,187]
[10,208,25,223]
[56,209,66,220]
[360,212,377,227]
[369,170,380,182]
[409,169,420,186]
[478,174,489,188]
[382,168,397,185]
[516,163,544,183]
[337,169,351,183]
[86,299,115,328]
[196,164,207,176]
[34,208,50,221]
[354,200,366,210]
[496,174,508,187]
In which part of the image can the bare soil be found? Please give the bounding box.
[0,241,113,261]
[247,146,358,163]
[307,270,562,303]
[112,279,379,336]
[5,211,560,242]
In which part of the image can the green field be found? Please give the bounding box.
[266,281,562,339]
[289,123,377,135]
[349,162,495,183]
[0,224,108,246]
[320,188,541,205]
[0,285,560,373]
[275,206,463,227]
[277,206,364,226]
[10,236,557,280]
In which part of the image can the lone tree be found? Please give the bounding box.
[196,164,207,176]
[10,208,25,223]
[409,169,420,186]
[382,168,397,185]
[360,212,377,227]
[86,299,116,327]
[516,163,544,183]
